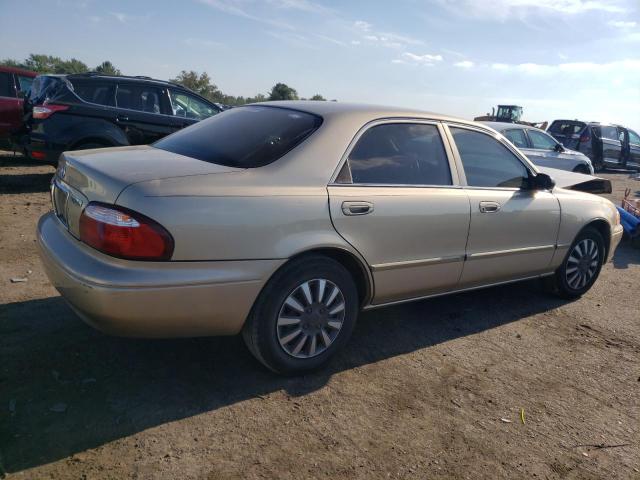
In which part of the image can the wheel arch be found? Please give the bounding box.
[276,246,373,307]
[583,218,611,260]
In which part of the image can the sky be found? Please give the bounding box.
[1,0,639,130]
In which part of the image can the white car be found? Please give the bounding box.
[483,122,594,174]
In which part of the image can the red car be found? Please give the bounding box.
[0,66,37,138]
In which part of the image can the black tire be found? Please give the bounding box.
[550,227,606,299]
[593,155,605,173]
[242,255,359,374]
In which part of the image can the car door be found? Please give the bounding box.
[0,71,21,136]
[599,125,622,165]
[167,89,220,133]
[525,128,583,172]
[446,124,560,288]
[627,129,640,167]
[114,82,175,144]
[328,121,471,305]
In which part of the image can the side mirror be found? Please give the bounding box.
[532,173,555,190]
[554,143,564,153]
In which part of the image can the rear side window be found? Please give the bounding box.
[342,123,452,185]
[116,84,163,113]
[154,106,322,168]
[599,126,619,141]
[503,129,528,148]
[548,120,586,135]
[629,130,640,145]
[0,72,14,97]
[451,127,529,189]
[70,79,115,106]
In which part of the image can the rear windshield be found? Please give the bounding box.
[153,105,323,168]
[548,120,586,135]
[29,76,66,103]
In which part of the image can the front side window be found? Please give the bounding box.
[528,129,557,150]
[628,130,640,145]
[450,127,529,189]
[116,83,163,113]
[16,75,33,95]
[169,90,218,120]
[503,129,528,149]
[154,105,322,168]
[343,123,452,185]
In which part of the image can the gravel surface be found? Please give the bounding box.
[1,151,638,479]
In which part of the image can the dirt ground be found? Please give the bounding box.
[0,150,639,480]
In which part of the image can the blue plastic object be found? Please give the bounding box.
[617,206,640,237]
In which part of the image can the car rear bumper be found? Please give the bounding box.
[37,212,284,337]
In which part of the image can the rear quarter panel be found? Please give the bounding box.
[116,182,355,261]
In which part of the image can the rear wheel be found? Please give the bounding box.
[242,255,359,374]
[551,227,605,298]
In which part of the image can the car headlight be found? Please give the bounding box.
[615,208,621,225]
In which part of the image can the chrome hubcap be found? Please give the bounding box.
[566,239,599,290]
[277,279,345,358]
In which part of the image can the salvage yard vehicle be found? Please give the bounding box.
[483,122,594,174]
[23,72,221,164]
[547,120,639,171]
[37,102,623,374]
[0,65,37,140]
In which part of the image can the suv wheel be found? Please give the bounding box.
[551,227,605,299]
[242,255,359,374]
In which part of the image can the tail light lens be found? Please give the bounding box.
[580,131,590,143]
[33,104,69,119]
[79,203,174,261]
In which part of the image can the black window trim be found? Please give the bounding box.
[443,122,537,192]
[329,118,463,188]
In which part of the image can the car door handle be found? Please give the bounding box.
[116,114,129,122]
[342,201,374,216]
[479,201,501,213]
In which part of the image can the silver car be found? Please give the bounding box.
[38,102,623,374]
[483,122,594,174]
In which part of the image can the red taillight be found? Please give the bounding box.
[31,151,47,160]
[580,131,590,142]
[79,203,174,261]
[32,104,69,120]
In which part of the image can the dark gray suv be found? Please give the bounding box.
[548,120,640,171]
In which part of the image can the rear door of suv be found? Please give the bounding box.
[627,129,640,167]
[598,125,623,166]
[0,70,21,136]
[114,81,175,145]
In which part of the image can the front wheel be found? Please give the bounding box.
[242,255,359,374]
[551,227,605,298]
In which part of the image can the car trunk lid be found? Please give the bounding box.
[52,145,241,238]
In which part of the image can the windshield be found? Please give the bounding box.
[153,105,322,168]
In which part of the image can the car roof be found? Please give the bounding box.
[251,100,475,126]
[480,121,546,133]
[0,66,38,77]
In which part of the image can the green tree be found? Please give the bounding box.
[95,61,121,75]
[268,83,298,101]
[170,70,222,101]
[310,94,326,101]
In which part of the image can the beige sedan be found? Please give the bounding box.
[38,102,623,373]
